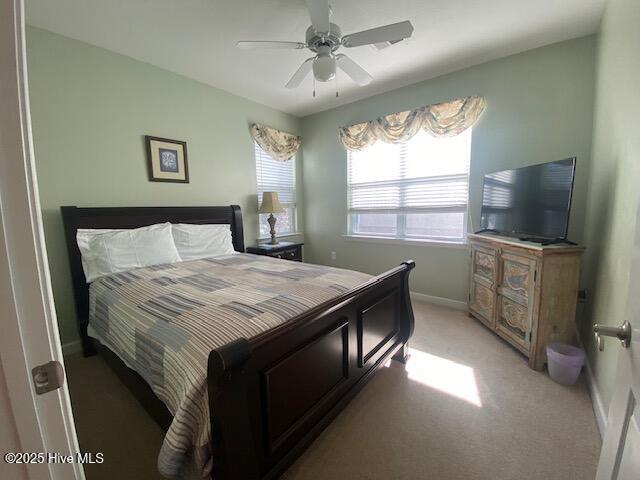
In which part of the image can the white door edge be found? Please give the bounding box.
[0,1,83,478]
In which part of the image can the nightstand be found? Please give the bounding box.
[246,241,303,262]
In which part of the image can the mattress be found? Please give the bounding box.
[87,253,371,478]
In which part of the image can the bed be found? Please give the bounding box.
[61,205,415,480]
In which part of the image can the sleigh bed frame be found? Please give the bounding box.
[61,205,415,480]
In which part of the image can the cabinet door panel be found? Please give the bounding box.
[472,245,497,285]
[496,295,533,349]
[499,252,537,306]
[470,280,495,328]
[469,243,498,328]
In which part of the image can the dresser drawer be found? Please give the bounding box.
[246,243,303,262]
[268,247,301,262]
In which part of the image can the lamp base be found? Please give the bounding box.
[267,213,278,245]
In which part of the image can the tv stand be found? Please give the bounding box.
[467,234,584,371]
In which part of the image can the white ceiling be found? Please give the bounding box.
[26,0,606,117]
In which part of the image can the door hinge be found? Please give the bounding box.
[32,361,64,395]
[534,270,537,283]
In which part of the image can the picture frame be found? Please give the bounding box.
[145,135,189,183]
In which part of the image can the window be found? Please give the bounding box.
[347,129,472,242]
[255,143,296,237]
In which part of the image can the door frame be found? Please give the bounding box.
[0,0,83,478]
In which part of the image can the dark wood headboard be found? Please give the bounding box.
[60,205,244,355]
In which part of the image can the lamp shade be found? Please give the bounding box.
[259,192,285,214]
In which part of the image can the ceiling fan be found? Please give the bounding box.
[236,0,414,89]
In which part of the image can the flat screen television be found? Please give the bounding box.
[479,158,576,242]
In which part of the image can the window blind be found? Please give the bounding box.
[347,129,472,241]
[255,142,295,206]
[255,142,296,236]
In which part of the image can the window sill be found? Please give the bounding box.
[342,234,468,249]
[258,232,303,242]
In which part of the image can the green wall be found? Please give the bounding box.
[580,0,640,412]
[301,36,596,302]
[26,27,302,345]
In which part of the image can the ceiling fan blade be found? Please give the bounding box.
[236,41,306,50]
[342,20,414,48]
[336,54,372,86]
[305,0,330,34]
[285,57,315,89]
[374,39,404,50]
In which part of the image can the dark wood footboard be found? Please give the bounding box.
[207,260,415,480]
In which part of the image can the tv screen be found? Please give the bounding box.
[479,158,576,240]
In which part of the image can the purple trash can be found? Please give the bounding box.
[546,343,585,385]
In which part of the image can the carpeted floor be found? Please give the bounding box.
[65,301,601,480]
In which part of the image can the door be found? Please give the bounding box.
[595,207,640,478]
[0,1,83,479]
[469,243,497,328]
[496,251,537,350]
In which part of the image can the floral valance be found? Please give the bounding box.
[339,96,486,151]
[250,123,301,162]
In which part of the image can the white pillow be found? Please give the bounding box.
[171,223,236,261]
[77,223,181,283]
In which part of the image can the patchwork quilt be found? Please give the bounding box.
[87,253,371,478]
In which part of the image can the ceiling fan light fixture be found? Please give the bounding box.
[237,0,415,90]
[312,53,336,82]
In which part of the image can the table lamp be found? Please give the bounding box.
[259,192,285,245]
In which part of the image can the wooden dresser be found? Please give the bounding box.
[467,234,584,370]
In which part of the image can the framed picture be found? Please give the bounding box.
[145,136,189,183]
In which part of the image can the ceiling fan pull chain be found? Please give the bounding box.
[313,76,316,97]
[335,73,339,98]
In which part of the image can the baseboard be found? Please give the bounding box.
[577,333,607,438]
[62,340,82,357]
[583,353,607,439]
[410,291,467,311]
[576,331,607,439]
